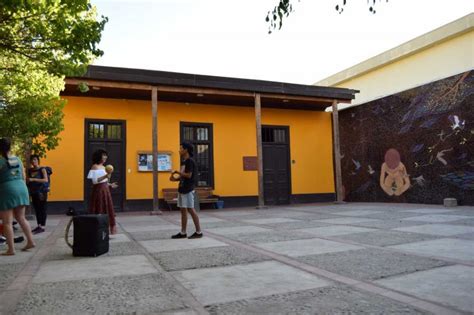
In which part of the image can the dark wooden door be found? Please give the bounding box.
[262,126,291,205]
[84,120,126,212]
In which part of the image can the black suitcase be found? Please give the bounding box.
[69,214,109,257]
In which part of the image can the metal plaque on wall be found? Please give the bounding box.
[243,156,258,171]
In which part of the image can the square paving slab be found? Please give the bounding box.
[298,225,377,237]
[122,224,178,233]
[401,214,471,223]
[15,273,190,315]
[197,217,226,223]
[116,216,170,223]
[389,238,474,262]
[265,220,332,230]
[254,238,362,257]
[154,246,269,271]
[32,254,157,283]
[129,230,185,241]
[171,261,332,305]
[0,263,24,290]
[297,248,449,281]
[375,265,474,313]
[333,210,383,217]
[0,248,36,264]
[205,285,428,315]
[401,208,456,214]
[350,219,427,229]
[199,220,243,229]
[45,239,143,261]
[140,237,228,253]
[109,233,131,243]
[241,217,300,225]
[335,230,441,247]
[394,224,474,236]
[315,217,380,225]
[206,225,270,235]
[224,230,317,244]
[456,232,474,240]
[449,218,474,226]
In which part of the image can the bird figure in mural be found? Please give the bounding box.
[352,159,361,171]
[449,115,465,130]
[436,148,453,166]
[368,165,375,175]
[413,175,426,187]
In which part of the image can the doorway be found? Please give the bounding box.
[262,126,291,205]
[84,119,126,211]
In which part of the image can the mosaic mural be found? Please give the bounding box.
[339,71,474,205]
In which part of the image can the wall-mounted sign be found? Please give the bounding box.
[138,151,172,172]
[243,156,258,171]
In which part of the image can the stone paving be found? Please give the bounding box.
[1,203,473,314]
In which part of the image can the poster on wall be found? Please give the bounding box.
[138,152,172,172]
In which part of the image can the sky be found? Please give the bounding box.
[91,0,473,85]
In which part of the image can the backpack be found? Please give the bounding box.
[40,166,53,193]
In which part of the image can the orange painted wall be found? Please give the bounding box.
[43,96,335,201]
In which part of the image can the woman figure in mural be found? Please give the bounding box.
[87,149,118,235]
[380,148,411,196]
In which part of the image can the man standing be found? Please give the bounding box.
[170,142,202,239]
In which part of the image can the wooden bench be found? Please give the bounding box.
[163,187,219,211]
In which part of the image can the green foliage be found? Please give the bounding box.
[0,0,108,157]
[266,0,389,33]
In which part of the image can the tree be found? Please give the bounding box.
[266,0,389,33]
[0,0,108,158]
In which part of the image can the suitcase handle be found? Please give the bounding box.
[65,218,73,249]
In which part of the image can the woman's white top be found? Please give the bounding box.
[87,169,108,185]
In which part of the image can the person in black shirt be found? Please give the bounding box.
[27,155,49,234]
[170,142,202,239]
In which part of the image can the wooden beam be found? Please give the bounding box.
[151,87,162,215]
[65,78,352,104]
[157,86,254,97]
[261,93,352,104]
[255,93,266,209]
[332,100,344,203]
[65,78,152,90]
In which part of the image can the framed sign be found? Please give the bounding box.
[138,151,172,172]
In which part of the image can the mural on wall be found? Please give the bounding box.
[339,71,474,205]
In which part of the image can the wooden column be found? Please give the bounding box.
[255,93,265,209]
[151,87,162,214]
[332,100,344,203]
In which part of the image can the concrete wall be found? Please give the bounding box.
[338,71,473,205]
[316,14,474,109]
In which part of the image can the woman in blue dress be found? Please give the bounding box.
[0,138,35,255]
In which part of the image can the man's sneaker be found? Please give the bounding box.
[171,232,187,239]
[0,236,6,245]
[14,236,24,243]
[33,227,45,235]
[31,226,40,233]
[188,232,203,239]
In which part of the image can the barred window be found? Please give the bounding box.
[180,122,214,187]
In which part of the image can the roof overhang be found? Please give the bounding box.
[63,66,358,111]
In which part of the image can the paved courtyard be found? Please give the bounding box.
[1,203,473,314]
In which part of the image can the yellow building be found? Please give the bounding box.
[44,66,357,212]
